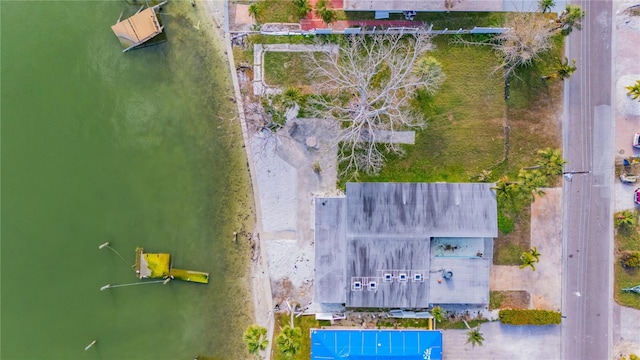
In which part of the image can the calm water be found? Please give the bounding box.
[1,1,254,359]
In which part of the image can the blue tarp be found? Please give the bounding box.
[311,329,442,360]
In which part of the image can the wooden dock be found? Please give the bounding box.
[169,268,209,284]
[134,247,209,284]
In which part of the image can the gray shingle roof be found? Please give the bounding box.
[346,183,497,238]
[314,183,496,307]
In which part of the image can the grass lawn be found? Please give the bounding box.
[494,207,531,264]
[390,11,506,29]
[251,0,302,24]
[353,36,505,184]
[614,210,640,309]
[351,35,562,184]
[263,52,317,89]
[271,313,328,360]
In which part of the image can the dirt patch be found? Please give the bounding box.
[490,290,531,310]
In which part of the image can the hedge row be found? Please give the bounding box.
[498,309,562,325]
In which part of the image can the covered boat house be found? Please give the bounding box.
[111,1,167,52]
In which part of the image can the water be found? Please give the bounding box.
[1,1,254,359]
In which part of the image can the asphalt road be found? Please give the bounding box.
[562,1,614,359]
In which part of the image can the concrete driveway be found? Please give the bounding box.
[491,188,563,311]
[442,321,561,359]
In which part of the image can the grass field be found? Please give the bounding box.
[263,52,317,88]
[271,313,325,360]
[613,210,640,309]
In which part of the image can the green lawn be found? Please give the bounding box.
[251,0,302,24]
[353,36,505,184]
[271,313,326,360]
[390,11,506,29]
[263,52,317,88]
[615,263,640,309]
[614,210,640,309]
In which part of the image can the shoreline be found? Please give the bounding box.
[197,0,275,356]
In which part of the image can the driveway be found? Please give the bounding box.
[442,321,561,359]
[491,188,563,311]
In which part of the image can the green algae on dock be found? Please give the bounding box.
[169,268,209,284]
[135,247,209,284]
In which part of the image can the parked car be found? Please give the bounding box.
[635,188,640,205]
[634,133,640,148]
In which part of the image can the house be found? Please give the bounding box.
[314,182,497,308]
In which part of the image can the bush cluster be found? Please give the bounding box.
[498,309,562,325]
[622,252,640,269]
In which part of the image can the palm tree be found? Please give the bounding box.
[536,147,566,176]
[431,306,444,323]
[466,327,485,347]
[626,80,640,101]
[293,0,312,18]
[412,56,444,84]
[529,246,541,262]
[248,3,261,21]
[556,58,577,79]
[538,0,555,12]
[520,251,537,271]
[276,326,302,359]
[518,169,548,201]
[556,5,586,35]
[243,324,268,356]
[493,176,517,201]
[283,87,304,106]
[315,0,337,25]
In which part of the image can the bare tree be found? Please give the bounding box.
[456,7,584,78]
[305,34,445,176]
[459,12,554,77]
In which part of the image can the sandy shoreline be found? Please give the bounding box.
[197,0,276,356]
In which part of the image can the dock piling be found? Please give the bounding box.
[84,340,97,351]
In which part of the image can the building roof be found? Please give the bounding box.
[111,8,163,49]
[314,197,347,303]
[311,329,443,360]
[314,182,496,307]
[346,182,497,238]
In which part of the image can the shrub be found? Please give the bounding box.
[615,210,636,228]
[622,252,640,269]
[498,309,562,325]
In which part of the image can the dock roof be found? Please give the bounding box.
[111,8,163,50]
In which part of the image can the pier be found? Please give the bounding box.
[134,247,209,284]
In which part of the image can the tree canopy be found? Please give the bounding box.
[306,34,445,176]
